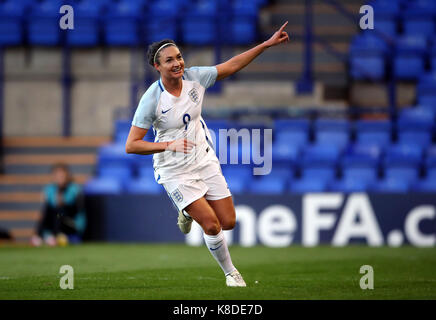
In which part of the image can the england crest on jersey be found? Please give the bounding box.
[171,188,183,202]
[188,88,199,104]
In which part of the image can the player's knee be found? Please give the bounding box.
[222,217,236,230]
[203,219,221,235]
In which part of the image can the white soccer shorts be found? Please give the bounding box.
[162,157,232,212]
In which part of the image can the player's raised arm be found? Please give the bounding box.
[215,21,290,81]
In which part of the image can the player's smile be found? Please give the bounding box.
[172,67,183,76]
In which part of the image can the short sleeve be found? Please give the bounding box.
[131,81,162,129]
[184,66,218,89]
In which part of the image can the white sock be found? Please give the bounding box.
[203,230,236,276]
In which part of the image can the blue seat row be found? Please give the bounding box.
[0,0,265,46]
[84,174,436,194]
[370,0,436,38]
[350,32,436,80]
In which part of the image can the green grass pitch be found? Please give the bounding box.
[0,243,435,300]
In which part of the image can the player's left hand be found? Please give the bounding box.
[264,21,290,48]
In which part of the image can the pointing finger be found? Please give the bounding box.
[279,21,288,33]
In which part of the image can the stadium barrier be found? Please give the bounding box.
[84,193,436,247]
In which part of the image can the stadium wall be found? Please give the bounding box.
[84,193,436,247]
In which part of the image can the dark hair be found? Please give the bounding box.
[146,39,177,66]
[51,162,72,183]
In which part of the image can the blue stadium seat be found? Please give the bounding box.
[289,178,328,193]
[373,16,397,38]
[349,34,388,80]
[350,33,389,56]
[395,35,428,54]
[181,0,217,45]
[369,0,401,18]
[342,167,378,185]
[114,119,155,145]
[84,177,123,195]
[341,143,381,169]
[143,0,180,43]
[397,108,434,132]
[370,177,409,193]
[143,16,178,44]
[99,163,132,182]
[104,0,141,46]
[98,143,136,167]
[274,118,310,133]
[273,128,307,165]
[275,129,309,146]
[403,0,436,37]
[267,165,294,181]
[383,143,423,167]
[404,0,436,16]
[354,119,392,148]
[230,1,258,44]
[28,1,62,45]
[125,177,163,194]
[412,178,436,192]
[393,35,427,80]
[315,131,349,151]
[431,41,436,71]
[66,1,100,47]
[403,18,435,37]
[418,95,436,109]
[300,144,341,167]
[224,175,246,193]
[314,118,350,132]
[0,1,26,46]
[249,176,287,194]
[426,167,436,179]
[301,167,336,182]
[222,165,253,181]
[425,146,436,169]
[414,105,436,119]
[137,165,155,179]
[350,55,385,80]
[356,131,391,148]
[114,119,131,144]
[417,72,436,112]
[272,143,300,165]
[393,54,425,80]
[384,166,419,184]
[397,131,432,149]
[355,119,392,133]
[329,178,370,192]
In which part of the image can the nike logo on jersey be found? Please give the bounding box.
[162,107,173,114]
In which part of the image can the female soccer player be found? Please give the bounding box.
[126,22,289,287]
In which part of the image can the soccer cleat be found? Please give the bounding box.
[177,210,193,234]
[226,270,247,287]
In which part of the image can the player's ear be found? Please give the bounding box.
[154,62,160,73]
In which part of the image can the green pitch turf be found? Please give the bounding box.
[0,243,435,300]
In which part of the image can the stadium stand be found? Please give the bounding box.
[3,0,436,243]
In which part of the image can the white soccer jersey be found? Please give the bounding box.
[132,66,218,184]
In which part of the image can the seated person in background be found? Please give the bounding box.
[31,163,86,247]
